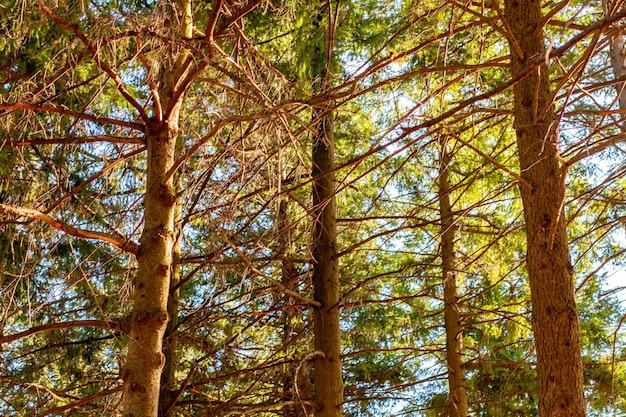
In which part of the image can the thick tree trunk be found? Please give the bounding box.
[124,1,191,416]
[504,1,586,416]
[310,7,344,413]
[123,121,177,417]
[438,137,467,417]
[311,103,344,417]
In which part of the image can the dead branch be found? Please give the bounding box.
[0,204,139,255]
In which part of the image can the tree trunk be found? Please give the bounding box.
[438,137,467,417]
[159,234,181,417]
[311,104,343,417]
[124,1,191,416]
[603,0,626,119]
[310,6,344,416]
[504,1,586,416]
[278,198,312,417]
[123,119,178,417]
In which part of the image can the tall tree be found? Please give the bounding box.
[438,135,468,417]
[504,1,586,416]
[121,0,193,412]
[310,1,344,416]
[604,0,626,113]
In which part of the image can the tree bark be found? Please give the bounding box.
[123,1,191,416]
[504,1,586,416]
[123,118,178,417]
[438,137,467,417]
[604,0,626,118]
[158,233,181,417]
[311,104,344,417]
[310,5,344,416]
[278,198,312,417]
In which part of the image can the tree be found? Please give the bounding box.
[310,1,345,416]
[3,0,626,416]
[504,0,586,415]
[438,135,467,417]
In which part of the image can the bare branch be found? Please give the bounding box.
[36,387,123,417]
[38,0,151,124]
[0,204,139,255]
[0,320,125,345]
[0,102,143,131]
[2,135,144,147]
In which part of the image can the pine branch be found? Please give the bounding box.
[0,319,126,345]
[0,204,139,255]
[0,102,143,131]
[36,387,123,417]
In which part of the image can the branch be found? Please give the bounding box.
[221,231,321,308]
[446,127,533,191]
[45,146,145,213]
[215,0,264,35]
[565,133,626,166]
[38,0,150,124]
[0,204,139,255]
[2,135,144,147]
[36,387,123,417]
[161,114,266,186]
[400,8,626,138]
[0,102,143,131]
[0,319,125,345]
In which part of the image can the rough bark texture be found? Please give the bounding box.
[604,0,626,116]
[438,138,467,417]
[311,105,344,417]
[504,1,586,416]
[123,120,177,417]
[279,199,312,417]
[609,32,626,111]
[310,5,344,417]
[124,1,191,415]
[159,236,181,417]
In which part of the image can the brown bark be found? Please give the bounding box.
[504,1,586,416]
[311,104,344,417]
[159,233,181,417]
[310,6,344,415]
[123,118,177,417]
[278,199,312,417]
[604,0,626,115]
[438,137,467,417]
[123,1,192,416]
[0,203,139,255]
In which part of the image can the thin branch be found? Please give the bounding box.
[45,146,146,213]
[2,135,144,147]
[206,0,224,59]
[566,133,626,166]
[0,204,139,255]
[0,320,125,345]
[446,127,533,191]
[0,102,143,131]
[161,115,266,186]
[400,7,626,139]
[38,0,150,124]
[221,231,321,308]
[36,387,123,417]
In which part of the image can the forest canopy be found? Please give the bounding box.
[1,0,626,416]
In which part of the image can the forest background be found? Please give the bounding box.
[1,0,626,416]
